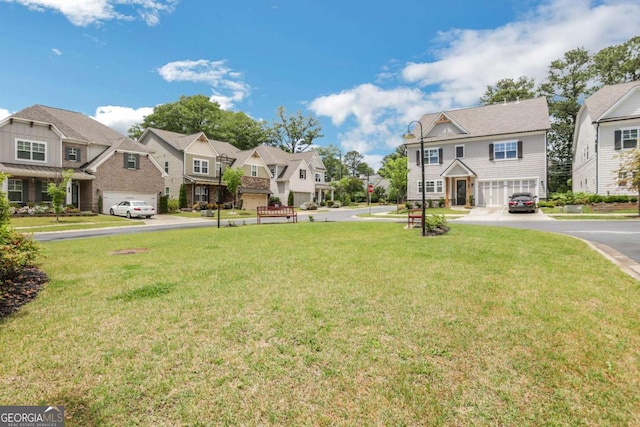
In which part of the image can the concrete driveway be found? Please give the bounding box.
[453,206,551,222]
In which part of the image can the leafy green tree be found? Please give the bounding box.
[316,144,346,182]
[616,148,640,216]
[222,167,244,212]
[384,156,408,206]
[538,47,592,193]
[479,76,536,105]
[344,151,365,177]
[378,145,406,179]
[592,36,640,86]
[128,94,267,149]
[287,191,294,206]
[267,106,323,153]
[47,169,73,222]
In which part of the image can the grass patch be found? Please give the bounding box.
[10,215,138,232]
[1,222,639,425]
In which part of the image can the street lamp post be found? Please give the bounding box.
[403,121,426,237]
[217,153,228,229]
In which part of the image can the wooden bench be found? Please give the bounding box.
[407,208,423,226]
[256,206,298,224]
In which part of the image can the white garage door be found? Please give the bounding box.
[477,179,536,207]
[102,191,157,215]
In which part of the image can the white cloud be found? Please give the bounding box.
[1,0,177,26]
[52,48,62,55]
[157,59,251,110]
[309,0,640,169]
[93,105,153,136]
[0,108,11,121]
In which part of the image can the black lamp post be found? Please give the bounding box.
[217,153,228,229]
[403,121,426,237]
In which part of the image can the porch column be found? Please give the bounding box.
[445,178,451,207]
[65,180,73,206]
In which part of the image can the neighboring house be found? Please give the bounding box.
[0,105,165,213]
[227,148,271,210]
[404,97,550,207]
[572,81,640,196]
[138,128,271,210]
[254,145,333,206]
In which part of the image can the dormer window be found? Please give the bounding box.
[300,169,307,179]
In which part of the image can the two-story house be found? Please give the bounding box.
[255,145,332,206]
[572,81,640,196]
[404,97,550,207]
[138,128,272,210]
[0,105,165,213]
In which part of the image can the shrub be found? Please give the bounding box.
[167,198,180,212]
[438,197,446,208]
[425,214,448,233]
[538,200,556,208]
[287,192,294,207]
[179,184,187,209]
[158,195,169,214]
[0,226,40,282]
[326,200,334,208]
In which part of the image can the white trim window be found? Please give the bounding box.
[424,148,440,165]
[126,153,137,169]
[8,179,23,202]
[67,147,79,162]
[16,139,46,162]
[622,128,639,149]
[455,145,465,158]
[315,173,322,183]
[418,180,444,193]
[195,186,208,202]
[300,169,307,179]
[193,159,209,174]
[270,167,276,178]
[251,165,258,177]
[494,141,518,160]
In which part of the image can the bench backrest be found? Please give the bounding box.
[257,206,295,214]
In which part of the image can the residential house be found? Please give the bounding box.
[255,145,333,206]
[572,81,640,196]
[138,128,271,209]
[228,148,271,210]
[404,97,550,207]
[0,105,166,213]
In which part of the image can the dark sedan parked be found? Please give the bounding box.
[508,192,537,213]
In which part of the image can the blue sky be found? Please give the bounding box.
[1,0,639,170]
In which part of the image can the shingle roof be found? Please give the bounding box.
[583,81,640,122]
[10,104,132,147]
[409,97,550,144]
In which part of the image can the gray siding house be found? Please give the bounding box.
[404,97,550,207]
[573,81,640,195]
[0,105,166,213]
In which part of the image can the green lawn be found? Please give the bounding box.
[10,214,140,232]
[1,222,639,425]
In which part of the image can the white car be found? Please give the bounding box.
[109,200,155,218]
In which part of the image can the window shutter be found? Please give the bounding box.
[77,149,82,163]
[489,143,494,161]
[23,179,29,202]
[517,140,523,158]
[614,130,622,150]
[416,150,420,166]
[64,147,70,160]
[123,153,128,168]
[35,180,42,202]
[438,148,443,164]
[135,154,140,170]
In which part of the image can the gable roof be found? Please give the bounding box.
[7,104,130,147]
[408,97,550,144]
[583,81,640,122]
[142,128,204,151]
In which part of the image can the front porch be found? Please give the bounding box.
[441,159,477,208]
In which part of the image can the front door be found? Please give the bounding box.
[71,182,79,208]
[456,180,466,206]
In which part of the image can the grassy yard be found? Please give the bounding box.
[1,222,639,425]
[10,214,140,232]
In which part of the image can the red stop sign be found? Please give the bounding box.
[367,184,374,193]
